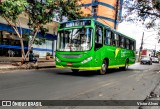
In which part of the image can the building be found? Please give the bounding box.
[0,3,58,58]
[80,0,123,29]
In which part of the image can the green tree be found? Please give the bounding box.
[0,0,29,60]
[0,0,83,63]
[123,0,160,42]
[55,0,83,21]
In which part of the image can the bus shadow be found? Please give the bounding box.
[107,68,134,73]
[57,68,133,77]
[57,70,98,77]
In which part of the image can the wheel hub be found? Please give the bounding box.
[102,64,106,71]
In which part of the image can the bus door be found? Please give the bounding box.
[105,31,120,66]
[94,26,103,67]
[113,33,121,65]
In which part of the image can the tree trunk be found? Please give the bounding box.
[19,38,25,63]
[24,28,39,61]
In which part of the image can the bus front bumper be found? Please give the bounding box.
[56,65,101,70]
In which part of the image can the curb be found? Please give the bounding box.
[0,65,56,71]
[0,61,55,64]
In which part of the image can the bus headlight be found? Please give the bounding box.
[55,57,61,62]
[81,57,92,64]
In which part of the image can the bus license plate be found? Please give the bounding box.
[67,63,72,66]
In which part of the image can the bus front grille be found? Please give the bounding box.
[61,54,82,58]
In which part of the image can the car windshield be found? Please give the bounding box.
[57,28,93,51]
[142,57,150,60]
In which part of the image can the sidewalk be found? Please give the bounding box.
[0,57,56,71]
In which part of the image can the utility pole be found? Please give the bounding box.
[154,44,156,56]
[138,32,144,62]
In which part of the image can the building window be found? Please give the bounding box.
[92,6,97,16]
[92,0,98,2]
[0,31,3,44]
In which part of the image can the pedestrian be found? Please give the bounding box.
[29,50,37,63]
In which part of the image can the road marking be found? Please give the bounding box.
[70,81,118,99]
[157,71,160,74]
[102,82,113,87]
[128,73,138,78]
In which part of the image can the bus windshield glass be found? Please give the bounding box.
[57,28,93,51]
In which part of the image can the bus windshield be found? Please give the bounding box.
[57,28,93,51]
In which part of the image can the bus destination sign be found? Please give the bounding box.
[60,20,91,28]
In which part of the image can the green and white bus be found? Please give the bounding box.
[55,19,136,74]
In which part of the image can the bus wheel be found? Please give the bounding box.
[99,60,107,75]
[71,69,79,73]
[120,59,129,71]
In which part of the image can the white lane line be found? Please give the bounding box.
[128,73,138,78]
[70,81,118,99]
[157,71,160,74]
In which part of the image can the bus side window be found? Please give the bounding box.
[104,29,111,45]
[129,40,134,50]
[120,36,125,48]
[95,26,103,44]
[115,34,119,47]
[133,41,135,50]
[126,39,130,49]
[111,32,115,45]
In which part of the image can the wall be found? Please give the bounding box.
[80,0,123,29]
[0,13,58,57]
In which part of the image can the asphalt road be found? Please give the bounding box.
[0,63,160,109]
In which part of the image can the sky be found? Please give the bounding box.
[118,21,160,51]
[117,0,160,51]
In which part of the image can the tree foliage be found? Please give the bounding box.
[123,0,160,42]
[0,0,28,21]
[123,0,160,22]
[54,0,83,21]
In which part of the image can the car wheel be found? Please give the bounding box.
[120,59,129,71]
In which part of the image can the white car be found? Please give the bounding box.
[152,57,159,63]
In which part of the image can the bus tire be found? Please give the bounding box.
[120,59,129,71]
[71,69,79,73]
[99,60,108,75]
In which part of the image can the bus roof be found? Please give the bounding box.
[93,20,136,41]
[59,19,136,41]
